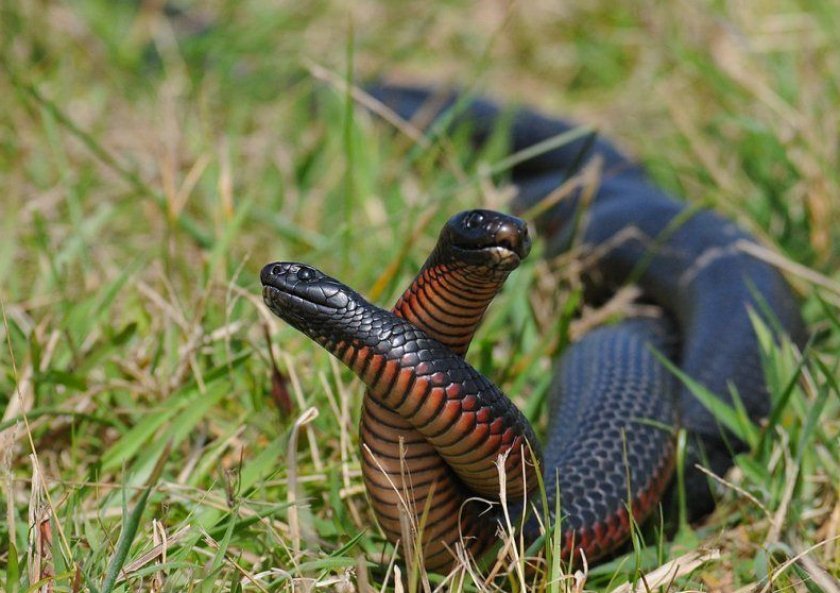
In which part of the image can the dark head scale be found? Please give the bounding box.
[260,262,362,339]
[438,209,532,270]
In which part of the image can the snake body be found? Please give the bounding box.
[262,258,677,568]
[261,87,807,571]
[355,210,678,568]
[366,84,808,512]
[360,210,534,567]
[261,262,541,546]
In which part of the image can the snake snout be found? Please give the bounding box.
[261,261,353,313]
[449,209,531,261]
[494,219,532,260]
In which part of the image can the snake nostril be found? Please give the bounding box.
[271,265,282,276]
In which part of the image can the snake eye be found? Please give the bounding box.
[464,212,484,230]
[298,267,315,281]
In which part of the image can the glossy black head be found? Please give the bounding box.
[261,262,363,339]
[439,209,532,271]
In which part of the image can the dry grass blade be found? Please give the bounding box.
[287,406,320,560]
[794,547,840,593]
[494,450,528,591]
[609,548,721,593]
[306,59,431,148]
[569,285,645,340]
[117,524,190,582]
[757,536,840,593]
[27,458,53,593]
[284,353,325,473]
[1,426,14,554]
[765,449,798,545]
[737,240,840,296]
[377,543,401,593]
[693,465,773,520]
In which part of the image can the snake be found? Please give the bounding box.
[261,253,675,571]
[358,210,536,568]
[364,84,808,508]
[260,86,807,571]
[262,232,680,570]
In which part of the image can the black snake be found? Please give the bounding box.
[261,85,807,571]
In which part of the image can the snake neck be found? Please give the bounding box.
[359,212,528,571]
[394,258,513,357]
[299,296,541,499]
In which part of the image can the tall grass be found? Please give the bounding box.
[1,1,838,591]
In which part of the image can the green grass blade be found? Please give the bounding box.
[5,541,19,593]
[100,486,151,593]
[651,348,760,447]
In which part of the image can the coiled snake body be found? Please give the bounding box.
[359,211,537,566]
[261,87,807,571]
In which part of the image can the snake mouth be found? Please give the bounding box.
[261,285,305,317]
[466,244,524,270]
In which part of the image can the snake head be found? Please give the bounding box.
[441,209,532,271]
[261,262,363,340]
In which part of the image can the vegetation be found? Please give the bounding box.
[1,1,838,591]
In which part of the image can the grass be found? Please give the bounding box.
[1,0,838,591]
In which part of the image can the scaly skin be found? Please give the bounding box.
[360,209,532,569]
[365,83,808,516]
[261,262,542,526]
[262,84,808,572]
[262,257,679,569]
